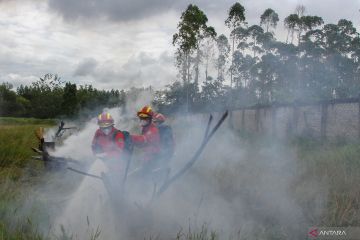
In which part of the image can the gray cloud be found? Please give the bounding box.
[1,0,359,92]
[75,51,176,90]
[46,0,360,41]
[48,0,174,22]
[73,58,98,77]
[0,73,38,88]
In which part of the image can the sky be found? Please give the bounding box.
[0,0,359,90]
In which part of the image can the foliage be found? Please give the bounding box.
[155,4,360,113]
[260,8,279,33]
[1,74,138,118]
[1,4,360,119]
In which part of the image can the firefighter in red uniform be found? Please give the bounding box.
[91,113,127,173]
[131,106,161,173]
[153,113,175,164]
[91,113,133,201]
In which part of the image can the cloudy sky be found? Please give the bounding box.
[1,0,359,90]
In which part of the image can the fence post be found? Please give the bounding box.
[271,106,277,137]
[255,108,260,132]
[320,103,328,141]
[241,109,245,131]
[293,105,299,136]
[228,111,234,129]
[358,94,360,139]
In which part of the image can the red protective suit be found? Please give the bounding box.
[131,123,161,162]
[91,127,126,160]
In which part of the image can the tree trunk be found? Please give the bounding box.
[286,29,289,44]
[194,49,200,88]
[230,37,235,88]
[186,53,190,113]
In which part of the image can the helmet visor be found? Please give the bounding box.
[138,113,150,118]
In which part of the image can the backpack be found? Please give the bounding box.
[158,125,175,158]
[112,130,134,155]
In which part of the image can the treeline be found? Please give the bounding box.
[0,74,131,118]
[1,3,360,118]
[154,3,360,113]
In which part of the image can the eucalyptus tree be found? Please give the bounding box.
[247,25,265,57]
[201,33,216,83]
[297,15,324,45]
[195,27,217,86]
[232,51,256,89]
[250,53,283,103]
[260,8,279,33]
[284,14,300,44]
[215,34,230,82]
[173,4,216,111]
[225,2,246,89]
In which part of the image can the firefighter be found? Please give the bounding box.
[131,106,161,173]
[91,112,134,200]
[153,113,175,164]
[91,113,133,173]
[92,113,123,158]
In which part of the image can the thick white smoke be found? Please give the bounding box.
[35,107,326,240]
[5,90,326,240]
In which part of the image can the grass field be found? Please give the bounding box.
[0,117,55,181]
[0,118,56,240]
[293,138,360,227]
[0,118,359,239]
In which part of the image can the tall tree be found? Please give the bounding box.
[173,4,215,112]
[61,82,78,117]
[202,34,216,82]
[260,8,279,33]
[247,25,265,57]
[297,15,324,44]
[284,14,300,44]
[216,34,230,82]
[225,2,246,90]
[194,26,216,87]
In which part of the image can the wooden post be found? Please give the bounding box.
[358,94,360,139]
[293,106,299,136]
[271,106,277,137]
[320,103,328,141]
[241,109,245,131]
[255,108,260,132]
[228,111,234,129]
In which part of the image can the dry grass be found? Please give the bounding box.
[1,118,360,239]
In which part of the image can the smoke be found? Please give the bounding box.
[0,94,327,239]
[24,105,324,240]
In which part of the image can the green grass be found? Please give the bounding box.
[0,117,56,126]
[293,140,360,226]
[0,125,41,166]
[1,118,360,239]
[0,118,55,182]
[0,118,56,239]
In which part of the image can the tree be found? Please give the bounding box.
[297,15,324,44]
[260,8,279,33]
[193,26,216,88]
[251,53,282,103]
[225,2,246,89]
[284,14,300,44]
[0,83,27,116]
[173,4,216,112]
[247,25,265,57]
[201,33,216,82]
[232,51,256,92]
[61,82,78,117]
[215,34,230,82]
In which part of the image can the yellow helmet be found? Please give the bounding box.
[97,113,114,127]
[137,105,154,119]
